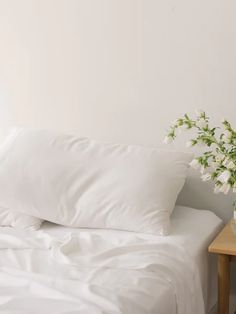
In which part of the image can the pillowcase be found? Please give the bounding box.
[0,127,192,235]
[0,207,43,230]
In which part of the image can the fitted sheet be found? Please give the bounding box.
[0,205,222,314]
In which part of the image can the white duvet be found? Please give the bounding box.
[0,206,222,314]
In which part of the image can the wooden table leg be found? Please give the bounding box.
[218,254,230,314]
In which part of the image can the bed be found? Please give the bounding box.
[0,205,222,314]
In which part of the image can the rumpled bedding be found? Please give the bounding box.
[0,227,204,314]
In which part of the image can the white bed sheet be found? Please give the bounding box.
[0,205,222,314]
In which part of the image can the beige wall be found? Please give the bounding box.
[0,0,236,220]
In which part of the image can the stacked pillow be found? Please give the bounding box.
[0,127,192,235]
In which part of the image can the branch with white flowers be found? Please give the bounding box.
[164,110,236,210]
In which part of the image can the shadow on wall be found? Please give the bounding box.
[177,168,235,223]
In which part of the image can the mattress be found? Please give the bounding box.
[0,205,222,314]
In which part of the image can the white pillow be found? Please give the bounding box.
[0,207,43,230]
[0,128,192,235]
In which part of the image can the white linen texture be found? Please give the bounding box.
[0,205,222,314]
[0,127,192,235]
[0,224,204,314]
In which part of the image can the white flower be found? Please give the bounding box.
[212,153,225,168]
[196,118,207,129]
[189,159,201,170]
[222,158,236,169]
[201,173,211,182]
[210,161,219,170]
[219,183,231,195]
[163,136,173,144]
[222,158,229,167]
[223,137,232,144]
[217,170,231,183]
[189,159,205,173]
[215,153,225,163]
[195,109,204,117]
[222,130,232,143]
[223,130,231,138]
[226,160,236,170]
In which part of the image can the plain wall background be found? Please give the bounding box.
[1,0,236,221]
[1,0,236,310]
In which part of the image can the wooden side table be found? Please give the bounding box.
[209,221,236,314]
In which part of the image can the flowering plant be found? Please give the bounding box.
[164,110,236,216]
